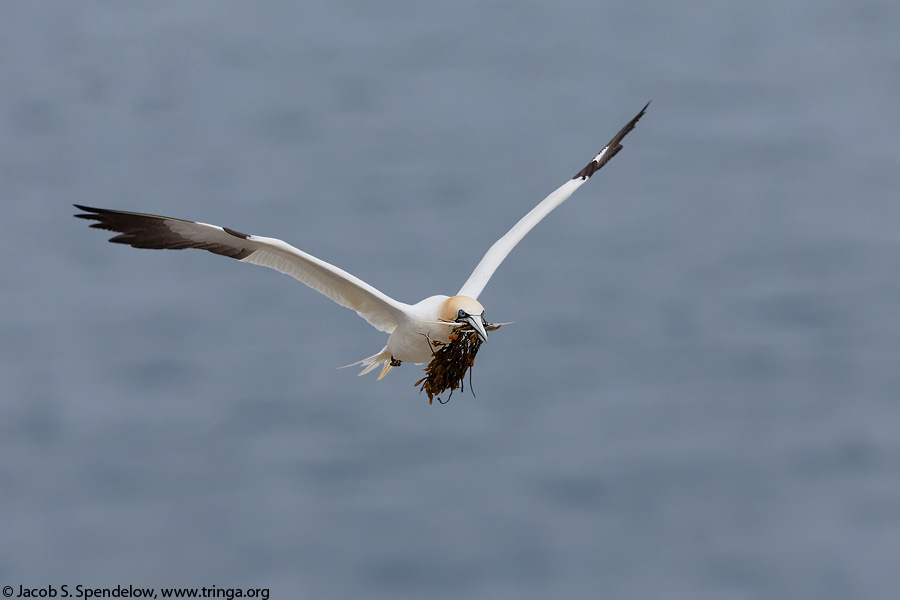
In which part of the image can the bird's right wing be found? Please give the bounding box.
[74,205,409,333]
[457,102,648,300]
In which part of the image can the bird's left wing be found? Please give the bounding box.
[457,102,648,300]
[74,205,409,333]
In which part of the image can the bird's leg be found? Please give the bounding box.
[390,357,402,367]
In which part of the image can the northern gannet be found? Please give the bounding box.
[75,103,647,382]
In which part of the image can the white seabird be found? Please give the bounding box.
[75,103,647,381]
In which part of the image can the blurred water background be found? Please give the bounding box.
[2,1,899,598]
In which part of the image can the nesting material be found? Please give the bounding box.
[415,323,502,404]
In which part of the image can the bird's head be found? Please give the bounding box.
[441,295,488,342]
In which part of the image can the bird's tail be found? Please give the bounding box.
[340,346,395,380]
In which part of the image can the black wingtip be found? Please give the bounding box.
[572,102,648,180]
[637,101,650,120]
[74,204,101,220]
[636,100,650,120]
[632,101,650,124]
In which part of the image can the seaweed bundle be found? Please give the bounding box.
[415,323,501,404]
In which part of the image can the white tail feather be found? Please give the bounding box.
[340,346,394,379]
[377,361,393,380]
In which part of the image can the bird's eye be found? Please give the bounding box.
[457,309,466,318]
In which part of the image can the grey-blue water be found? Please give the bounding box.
[3,1,899,598]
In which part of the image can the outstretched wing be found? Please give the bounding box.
[457,102,649,300]
[74,205,409,333]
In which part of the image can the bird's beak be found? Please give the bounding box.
[466,314,488,343]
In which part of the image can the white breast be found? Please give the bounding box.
[385,295,456,364]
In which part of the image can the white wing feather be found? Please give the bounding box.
[237,235,407,332]
[457,178,588,300]
[75,206,408,333]
[457,103,648,300]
